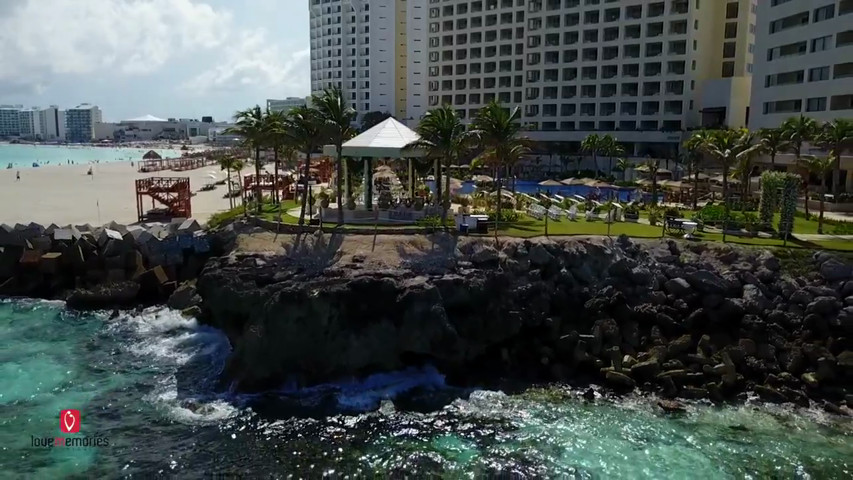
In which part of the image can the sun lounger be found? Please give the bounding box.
[567,204,578,221]
[547,206,564,221]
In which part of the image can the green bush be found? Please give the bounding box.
[416,215,445,229]
[206,205,245,229]
[664,207,681,218]
[698,204,726,225]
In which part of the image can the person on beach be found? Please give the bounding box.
[16,171,20,181]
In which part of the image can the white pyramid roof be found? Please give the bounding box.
[323,117,424,158]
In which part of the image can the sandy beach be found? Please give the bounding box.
[0,162,235,226]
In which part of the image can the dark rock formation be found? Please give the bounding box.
[195,236,853,411]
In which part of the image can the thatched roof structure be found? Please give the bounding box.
[142,150,163,160]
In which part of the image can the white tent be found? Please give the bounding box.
[321,117,425,209]
[323,117,424,158]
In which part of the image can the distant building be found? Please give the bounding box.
[39,106,65,141]
[18,107,43,140]
[94,114,217,142]
[266,97,307,114]
[749,0,853,129]
[207,125,241,145]
[65,104,102,143]
[0,105,22,137]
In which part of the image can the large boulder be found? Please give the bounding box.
[820,260,852,282]
[66,282,141,310]
[664,278,692,297]
[167,282,202,311]
[684,270,728,294]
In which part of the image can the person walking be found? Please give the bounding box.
[16,171,20,181]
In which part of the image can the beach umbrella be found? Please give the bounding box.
[636,178,653,186]
[472,174,494,183]
[538,179,563,186]
[560,177,585,185]
[488,188,515,198]
[682,173,710,182]
[142,150,162,160]
[584,179,612,188]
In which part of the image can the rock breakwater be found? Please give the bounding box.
[196,234,853,412]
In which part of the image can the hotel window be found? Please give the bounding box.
[806,97,827,112]
[811,35,832,52]
[809,66,830,81]
[814,4,835,22]
[722,61,735,77]
[722,42,736,58]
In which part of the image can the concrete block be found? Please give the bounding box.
[30,235,52,252]
[178,218,201,233]
[19,250,41,265]
[40,252,62,274]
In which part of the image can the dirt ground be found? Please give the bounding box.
[232,229,620,270]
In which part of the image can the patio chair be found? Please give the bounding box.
[547,206,563,221]
[567,204,578,221]
[663,217,684,235]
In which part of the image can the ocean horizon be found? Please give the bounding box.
[0,144,186,169]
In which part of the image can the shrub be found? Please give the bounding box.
[206,206,244,229]
[698,204,726,225]
[624,204,640,215]
[664,207,681,218]
[647,206,662,226]
[416,215,444,230]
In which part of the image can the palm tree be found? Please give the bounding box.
[798,154,835,233]
[407,105,474,226]
[815,119,853,197]
[685,129,713,210]
[225,106,265,213]
[698,128,762,242]
[471,100,526,235]
[313,86,358,225]
[600,135,624,177]
[641,157,660,206]
[759,128,789,169]
[615,157,632,181]
[284,106,325,227]
[218,155,244,209]
[581,134,604,176]
[781,115,819,218]
[263,109,288,205]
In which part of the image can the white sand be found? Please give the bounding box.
[0,162,236,226]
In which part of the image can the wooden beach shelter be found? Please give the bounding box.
[142,150,162,160]
[322,117,423,210]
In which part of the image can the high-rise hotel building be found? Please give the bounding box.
[425,0,757,155]
[749,0,853,130]
[309,0,428,126]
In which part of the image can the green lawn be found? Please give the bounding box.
[209,203,853,252]
[495,215,664,238]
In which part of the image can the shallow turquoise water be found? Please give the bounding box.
[0,144,184,168]
[1,299,851,477]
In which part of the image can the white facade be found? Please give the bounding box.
[267,97,307,113]
[93,115,217,142]
[749,0,853,129]
[309,0,427,126]
[18,108,43,139]
[0,105,22,137]
[65,104,102,143]
[39,106,66,140]
[425,0,757,154]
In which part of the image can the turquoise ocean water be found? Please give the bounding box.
[1,299,851,477]
[0,144,184,168]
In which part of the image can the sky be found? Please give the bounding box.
[0,0,311,122]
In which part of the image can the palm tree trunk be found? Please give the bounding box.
[442,160,450,229]
[770,152,776,168]
[833,152,841,197]
[819,176,826,234]
[273,148,280,205]
[495,165,502,241]
[608,156,613,176]
[254,146,262,213]
[434,158,442,207]
[298,152,311,226]
[336,146,344,225]
[693,167,699,210]
[592,154,598,177]
[651,178,657,206]
[722,166,729,243]
[226,168,233,209]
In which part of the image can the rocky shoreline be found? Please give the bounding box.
[3,219,852,414]
[194,233,853,414]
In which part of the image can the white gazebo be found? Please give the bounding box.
[322,117,424,211]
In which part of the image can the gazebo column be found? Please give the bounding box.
[363,157,374,210]
[343,156,351,202]
[407,158,415,198]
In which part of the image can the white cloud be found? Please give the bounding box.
[181,33,310,95]
[0,0,307,97]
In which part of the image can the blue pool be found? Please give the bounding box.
[429,180,646,203]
